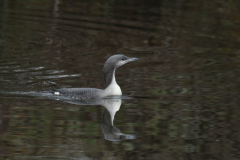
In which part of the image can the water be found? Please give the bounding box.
[0,0,240,159]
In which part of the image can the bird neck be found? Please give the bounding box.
[103,65,116,87]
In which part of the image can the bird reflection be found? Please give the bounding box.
[56,97,136,141]
[100,99,135,141]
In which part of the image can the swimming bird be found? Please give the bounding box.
[53,54,138,99]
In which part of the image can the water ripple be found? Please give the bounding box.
[35,74,81,79]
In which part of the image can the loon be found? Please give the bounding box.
[53,54,138,99]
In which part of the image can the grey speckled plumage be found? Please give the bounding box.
[55,88,104,99]
[53,54,138,99]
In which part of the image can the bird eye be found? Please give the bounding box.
[122,59,124,60]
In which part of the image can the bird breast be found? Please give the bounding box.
[104,82,122,96]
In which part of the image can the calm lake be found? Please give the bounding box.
[0,0,240,159]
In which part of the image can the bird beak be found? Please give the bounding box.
[127,57,139,62]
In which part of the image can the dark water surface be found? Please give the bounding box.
[1,0,240,159]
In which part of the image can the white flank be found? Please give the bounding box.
[54,92,60,95]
